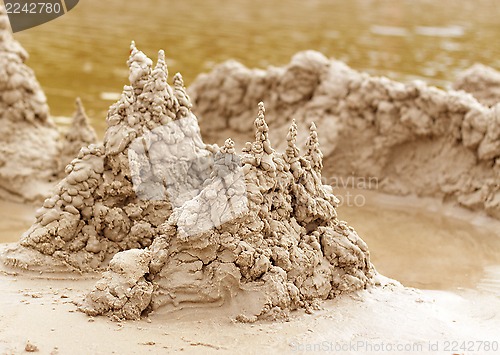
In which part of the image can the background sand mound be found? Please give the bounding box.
[189,51,500,218]
[0,6,58,202]
[0,5,96,203]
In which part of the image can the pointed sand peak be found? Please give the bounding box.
[173,72,185,88]
[254,101,269,141]
[154,50,168,78]
[173,72,192,110]
[287,119,298,146]
[73,97,89,126]
[252,102,274,156]
[75,97,85,115]
[309,122,318,139]
[305,121,323,172]
[128,40,139,60]
[127,42,153,90]
[284,119,300,163]
[150,50,169,95]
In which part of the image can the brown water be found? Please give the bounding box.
[10,0,500,136]
[0,201,36,244]
[1,191,499,293]
[336,190,500,293]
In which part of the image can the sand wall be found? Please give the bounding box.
[189,51,500,219]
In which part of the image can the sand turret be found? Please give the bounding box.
[58,98,98,175]
[4,44,212,270]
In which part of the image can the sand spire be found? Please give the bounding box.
[173,72,192,117]
[5,44,211,271]
[58,98,97,174]
[284,119,303,180]
[305,122,323,173]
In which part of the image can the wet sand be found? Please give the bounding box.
[1,182,498,354]
[2,1,499,351]
[0,266,498,354]
[0,201,35,244]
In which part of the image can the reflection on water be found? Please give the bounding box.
[10,0,500,136]
[337,189,500,292]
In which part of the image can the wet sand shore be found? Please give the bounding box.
[1,262,498,354]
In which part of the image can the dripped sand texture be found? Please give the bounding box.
[454,64,500,107]
[3,45,189,271]
[0,5,97,203]
[189,51,500,219]
[3,44,374,321]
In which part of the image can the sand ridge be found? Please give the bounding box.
[454,64,500,107]
[189,51,500,219]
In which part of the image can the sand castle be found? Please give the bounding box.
[0,5,96,203]
[2,44,374,321]
[189,51,500,219]
[3,44,201,270]
[82,103,374,321]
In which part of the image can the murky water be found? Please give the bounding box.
[10,0,500,136]
[336,189,500,292]
[0,201,36,244]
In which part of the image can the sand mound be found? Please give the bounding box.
[0,5,58,202]
[0,5,96,203]
[3,44,207,271]
[3,44,374,321]
[82,104,374,321]
[453,64,500,107]
[189,51,500,219]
